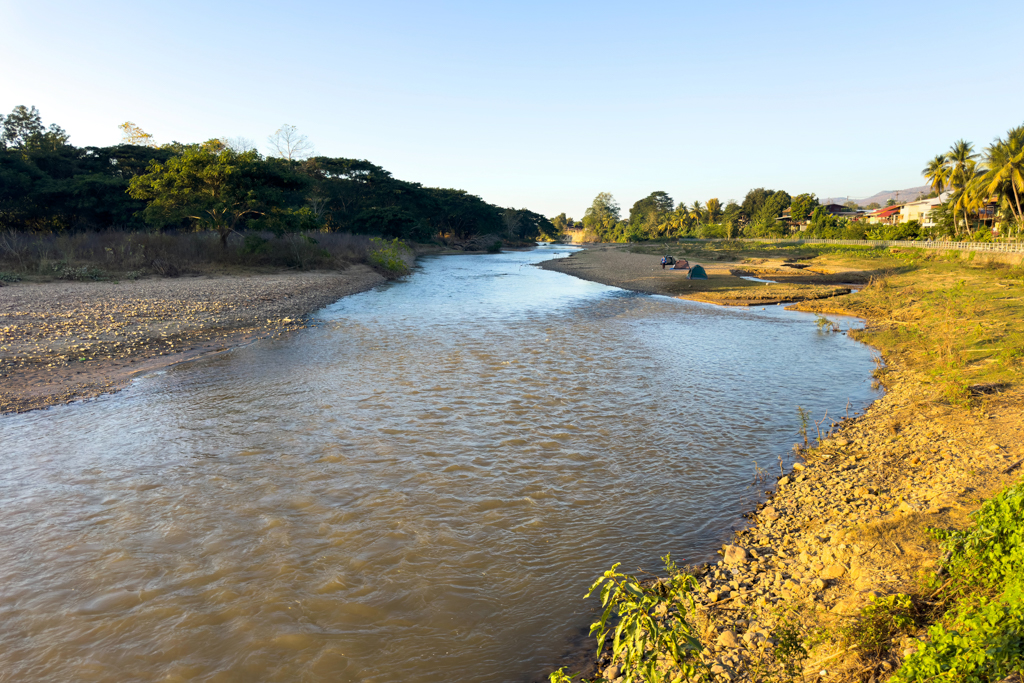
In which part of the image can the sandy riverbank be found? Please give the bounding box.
[0,266,385,414]
[540,244,860,306]
[541,243,1024,681]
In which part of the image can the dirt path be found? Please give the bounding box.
[0,266,385,414]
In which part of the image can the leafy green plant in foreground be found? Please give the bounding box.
[893,481,1024,682]
[550,555,705,683]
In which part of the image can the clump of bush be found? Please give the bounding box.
[893,480,1024,681]
[367,237,412,274]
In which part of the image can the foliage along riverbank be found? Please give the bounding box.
[0,105,557,245]
[545,242,1024,682]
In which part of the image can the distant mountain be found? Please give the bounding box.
[823,185,933,208]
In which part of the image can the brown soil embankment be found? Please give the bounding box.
[0,266,385,414]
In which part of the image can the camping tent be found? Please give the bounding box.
[671,259,689,270]
[688,264,707,279]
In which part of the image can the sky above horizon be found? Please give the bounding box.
[3,0,1023,218]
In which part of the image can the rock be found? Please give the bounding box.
[812,578,826,591]
[716,630,740,649]
[821,564,846,580]
[603,663,622,680]
[792,462,806,471]
[778,476,791,486]
[723,545,748,564]
[899,500,920,514]
[854,576,875,591]
[761,506,780,521]
[835,438,850,446]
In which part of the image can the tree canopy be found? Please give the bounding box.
[0,106,546,243]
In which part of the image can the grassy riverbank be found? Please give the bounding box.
[545,243,1024,682]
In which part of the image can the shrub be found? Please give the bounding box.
[367,237,412,274]
[893,481,1024,682]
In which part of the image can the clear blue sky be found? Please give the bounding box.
[3,0,1023,218]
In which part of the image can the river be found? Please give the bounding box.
[0,245,879,682]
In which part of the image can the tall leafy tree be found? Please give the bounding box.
[740,188,776,223]
[128,144,308,247]
[690,200,705,226]
[582,192,620,240]
[947,139,979,235]
[975,125,1024,231]
[628,191,673,230]
[1,106,45,150]
[922,154,950,196]
[705,198,723,224]
[790,193,819,223]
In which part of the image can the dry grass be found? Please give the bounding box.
[0,229,374,281]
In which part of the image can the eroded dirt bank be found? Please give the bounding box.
[0,266,385,414]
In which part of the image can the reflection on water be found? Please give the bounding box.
[0,246,879,682]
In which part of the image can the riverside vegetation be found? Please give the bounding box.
[0,105,556,281]
[549,243,1024,682]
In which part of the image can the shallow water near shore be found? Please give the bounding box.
[0,245,879,682]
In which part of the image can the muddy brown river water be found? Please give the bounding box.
[0,246,879,682]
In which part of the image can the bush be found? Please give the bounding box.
[0,229,374,277]
[551,556,704,683]
[367,237,412,274]
[894,481,1024,682]
[486,240,502,253]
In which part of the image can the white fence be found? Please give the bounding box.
[693,238,1024,254]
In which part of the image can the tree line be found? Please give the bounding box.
[553,188,859,242]
[0,106,554,244]
[554,120,1023,244]
[921,123,1024,239]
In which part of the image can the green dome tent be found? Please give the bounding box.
[688,264,707,279]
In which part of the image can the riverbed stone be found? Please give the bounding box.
[723,545,748,564]
[821,564,846,580]
[716,630,740,649]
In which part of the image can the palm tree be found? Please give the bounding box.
[690,200,705,227]
[947,140,979,236]
[706,198,723,224]
[922,154,950,196]
[976,126,1024,234]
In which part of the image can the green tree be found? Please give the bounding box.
[975,125,1024,233]
[746,191,791,237]
[2,106,45,150]
[690,200,705,227]
[740,187,776,223]
[789,193,819,223]
[947,139,979,236]
[128,145,307,247]
[583,192,620,241]
[628,191,673,227]
[705,197,723,224]
[922,153,950,196]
